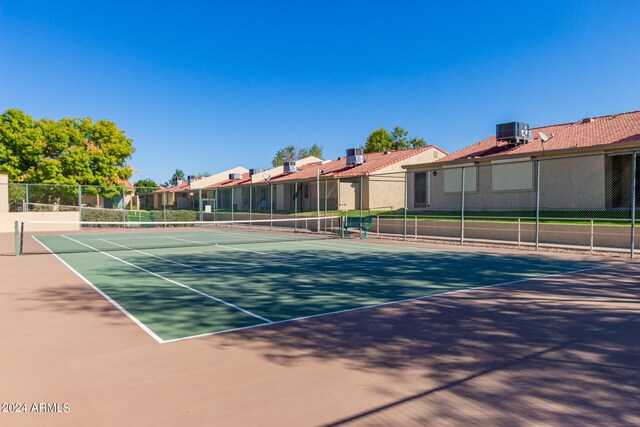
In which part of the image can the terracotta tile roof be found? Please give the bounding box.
[116,179,135,191]
[152,180,191,193]
[205,173,251,189]
[441,110,640,163]
[269,146,440,183]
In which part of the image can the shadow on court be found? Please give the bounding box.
[20,247,640,425]
[22,247,598,337]
[218,262,640,426]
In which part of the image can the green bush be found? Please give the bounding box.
[81,208,125,223]
[149,210,198,223]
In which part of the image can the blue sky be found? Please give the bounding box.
[1,1,639,183]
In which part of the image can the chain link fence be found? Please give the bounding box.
[2,150,638,256]
[375,150,639,257]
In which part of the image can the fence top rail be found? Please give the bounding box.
[377,214,637,222]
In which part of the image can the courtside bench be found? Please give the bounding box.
[342,216,374,238]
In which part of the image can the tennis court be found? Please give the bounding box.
[19,217,603,343]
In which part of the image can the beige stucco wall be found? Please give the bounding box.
[338,179,359,210]
[0,211,81,233]
[0,174,8,213]
[408,154,607,211]
[189,167,249,189]
[366,148,442,211]
[538,155,606,210]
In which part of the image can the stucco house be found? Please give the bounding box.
[207,146,447,213]
[144,167,249,210]
[404,111,640,213]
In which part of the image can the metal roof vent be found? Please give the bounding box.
[496,122,532,145]
[283,161,298,173]
[582,117,594,124]
[346,148,365,166]
[229,173,242,180]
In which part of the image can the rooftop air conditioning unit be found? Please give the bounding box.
[249,168,262,176]
[496,122,532,145]
[229,173,241,180]
[346,148,365,166]
[283,161,298,173]
[187,175,196,182]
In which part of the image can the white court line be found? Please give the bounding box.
[162,263,611,344]
[185,228,602,272]
[60,235,272,324]
[98,239,261,270]
[164,235,265,255]
[32,236,165,344]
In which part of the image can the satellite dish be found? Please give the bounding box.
[262,174,271,181]
[539,132,549,142]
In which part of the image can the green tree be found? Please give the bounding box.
[165,169,185,186]
[271,144,323,167]
[363,126,427,153]
[363,128,394,153]
[133,178,159,193]
[0,109,134,198]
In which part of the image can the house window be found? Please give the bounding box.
[414,172,427,208]
[444,166,477,193]
[303,184,309,199]
[492,159,533,191]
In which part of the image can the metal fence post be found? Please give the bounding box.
[535,159,541,251]
[460,167,465,245]
[317,172,320,232]
[376,215,380,236]
[294,181,298,231]
[270,183,273,230]
[122,185,126,222]
[631,151,637,257]
[198,188,202,222]
[324,179,328,233]
[78,185,82,220]
[414,216,418,239]
[14,221,19,256]
[163,189,167,223]
[590,219,594,252]
[25,184,29,212]
[517,217,521,247]
[231,188,234,222]
[403,171,408,241]
[214,189,218,222]
[249,185,252,227]
[359,175,363,221]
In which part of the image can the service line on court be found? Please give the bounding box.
[32,236,165,344]
[164,235,266,255]
[60,235,273,324]
[162,263,611,343]
[98,239,261,270]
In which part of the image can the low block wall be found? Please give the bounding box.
[0,211,81,233]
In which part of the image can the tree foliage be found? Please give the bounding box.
[133,178,159,193]
[0,109,134,197]
[165,169,185,186]
[271,143,323,167]
[363,126,427,153]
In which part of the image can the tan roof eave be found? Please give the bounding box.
[403,140,640,170]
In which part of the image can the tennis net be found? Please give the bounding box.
[15,216,343,255]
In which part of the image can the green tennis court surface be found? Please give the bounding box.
[33,227,602,343]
